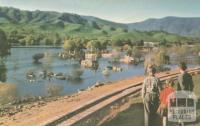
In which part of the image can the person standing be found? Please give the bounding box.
[177,62,194,126]
[177,62,194,91]
[142,65,161,126]
[158,79,175,126]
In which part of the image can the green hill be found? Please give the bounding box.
[128,16,200,38]
[0,6,196,46]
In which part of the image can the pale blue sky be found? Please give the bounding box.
[0,0,199,23]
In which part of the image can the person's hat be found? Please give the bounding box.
[165,78,174,86]
[179,62,187,70]
[148,65,156,74]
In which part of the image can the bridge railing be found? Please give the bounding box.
[45,68,200,126]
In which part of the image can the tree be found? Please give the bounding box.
[132,47,142,61]
[19,38,26,46]
[63,38,85,60]
[100,40,108,51]
[43,37,53,45]
[176,46,188,63]
[63,39,76,51]
[93,40,101,51]
[73,38,84,50]
[101,30,108,35]
[21,11,32,22]
[125,45,132,56]
[144,49,170,73]
[0,29,10,58]
[123,29,128,33]
[7,30,19,45]
[112,39,123,47]
[7,8,20,22]
[0,62,7,82]
[159,39,167,47]
[24,35,36,45]
[154,51,167,66]
[137,40,144,46]
[92,21,100,29]
[110,27,116,31]
[53,33,62,46]
[125,46,142,61]
[86,40,93,51]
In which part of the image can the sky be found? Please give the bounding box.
[0,0,200,23]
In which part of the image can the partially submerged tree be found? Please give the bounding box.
[132,47,142,62]
[63,38,85,60]
[33,53,45,63]
[170,45,188,63]
[125,46,142,62]
[144,49,170,73]
[63,39,76,53]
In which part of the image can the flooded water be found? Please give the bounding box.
[0,48,198,99]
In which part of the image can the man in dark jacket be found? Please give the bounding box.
[177,62,194,91]
[177,62,194,126]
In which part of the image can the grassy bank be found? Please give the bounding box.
[0,83,17,106]
[102,74,200,126]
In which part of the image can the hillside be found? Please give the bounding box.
[128,16,200,37]
[0,6,195,46]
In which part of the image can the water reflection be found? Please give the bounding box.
[1,48,199,99]
[42,52,54,70]
[68,78,83,85]
[44,83,63,97]
[91,61,99,73]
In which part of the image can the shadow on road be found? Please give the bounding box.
[102,100,200,126]
[101,103,144,126]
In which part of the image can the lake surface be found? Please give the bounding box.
[0,48,198,99]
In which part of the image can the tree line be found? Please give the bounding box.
[0,29,10,58]
[6,29,62,46]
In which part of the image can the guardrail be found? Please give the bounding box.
[45,68,200,126]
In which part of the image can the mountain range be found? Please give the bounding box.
[1,6,199,38]
[0,6,199,44]
[128,17,200,37]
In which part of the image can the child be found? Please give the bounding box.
[157,79,175,126]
